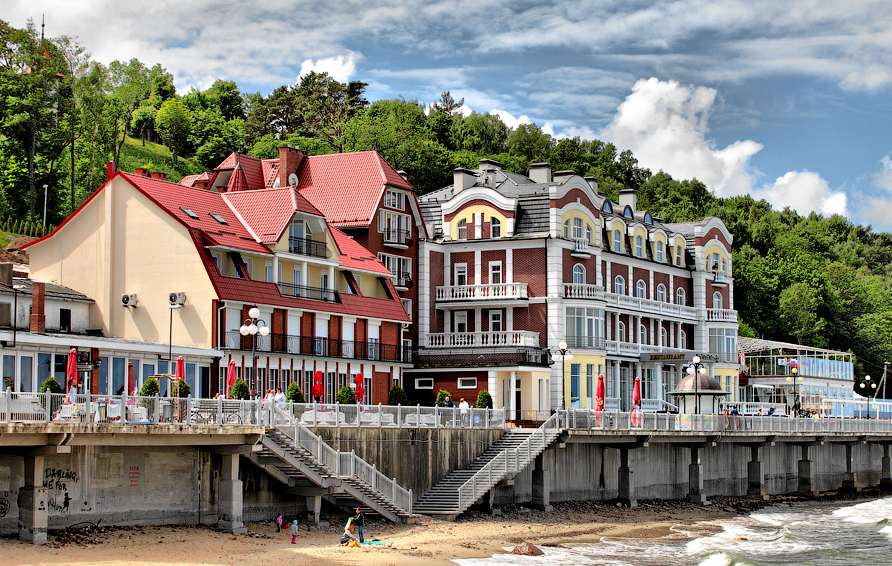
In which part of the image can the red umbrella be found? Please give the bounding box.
[631,376,642,427]
[311,370,324,401]
[65,348,78,398]
[594,373,605,425]
[354,373,365,406]
[225,359,237,398]
[127,363,136,396]
[174,356,185,396]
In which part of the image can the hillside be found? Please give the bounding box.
[117,136,207,183]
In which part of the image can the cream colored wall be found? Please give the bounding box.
[672,236,686,267]
[560,354,606,409]
[560,210,596,229]
[651,232,667,260]
[608,220,626,253]
[450,205,508,240]
[703,244,730,267]
[28,177,218,349]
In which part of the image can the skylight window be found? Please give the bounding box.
[209,212,228,225]
[180,207,199,220]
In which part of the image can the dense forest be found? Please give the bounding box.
[2,19,890,397]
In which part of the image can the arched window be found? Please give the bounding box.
[679,330,687,350]
[563,220,571,239]
[710,252,719,271]
[614,276,625,295]
[614,230,621,252]
[636,280,646,298]
[617,322,626,342]
[656,241,664,262]
[490,217,501,238]
[644,212,652,224]
[636,235,643,258]
[572,218,583,239]
[713,291,723,310]
[656,284,666,302]
[623,206,634,219]
[585,224,593,245]
[675,245,683,266]
[639,324,647,345]
[676,288,686,306]
[602,201,613,213]
[660,327,668,347]
[457,218,467,240]
[573,264,585,284]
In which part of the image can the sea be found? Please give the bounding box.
[454,496,892,566]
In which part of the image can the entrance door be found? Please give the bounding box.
[515,388,522,421]
[619,365,631,411]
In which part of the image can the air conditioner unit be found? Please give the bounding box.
[169,292,186,306]
[121,293,137,307]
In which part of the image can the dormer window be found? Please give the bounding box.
[384,189,404,210]
[623,206,633,219]
[656,241,664,262]
[614,230,621,252]
[644,212,652,224]
[457,218,467,240]
[602,201,613,213]
[635,235,643,258]
[491,217,501,238]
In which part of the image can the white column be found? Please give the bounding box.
[506,248,513,283]
[301,261,309,287]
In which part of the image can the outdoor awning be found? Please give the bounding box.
[750,384,775,390]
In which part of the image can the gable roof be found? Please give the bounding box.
[330,228,390,275]
[223,187,324,243]
[216,153,279,190]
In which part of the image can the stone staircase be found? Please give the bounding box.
[413,420,560,519]
[252,427,414,523]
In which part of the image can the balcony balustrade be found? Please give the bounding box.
[288,237,331,259]
[705,308,737,322]
[383,229,411,247]
[571,238,592,256]
[277,281,339,303]
[436,282,529,302]
[224,331,404,363]
[602,291,700,320]
[425,330,540,348]
[563,283,605,300]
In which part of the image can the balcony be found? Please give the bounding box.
[605,341,690,357]
[288,237,330,259]
[565,336,606,350]
[425,330,540,348]
[436,283,529,303]
[413,348,551,369]
[712,271,729,286]
[603,291,699,320]
[383,229,411,248]
[704,308,737,322]
[571,238,592,258]
[563,283,605,300]
[277,281,340,303]
[223,331,405,363]
[391,270,413,290]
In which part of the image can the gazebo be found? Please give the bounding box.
[669,373,728,415]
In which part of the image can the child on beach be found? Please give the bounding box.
[290,519,299,543]
[276,513,283,532]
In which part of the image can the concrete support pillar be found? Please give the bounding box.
[18,455,48,544]
[217,454,246,534]
[617,448,637,508]
[686,446,707,504]
[798,445,817,496]
[306,495,323,524]
[842,444,860,492]
[531,452,552,512]
[747,446,769,500]
[882,444,891,487]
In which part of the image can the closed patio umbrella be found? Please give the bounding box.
[173,356,186,397]
[225,359,237,398]
[595,373,605,425]
[354,373,364,406]
[65,348,78,400]
[311,370,324,403]
[631,376,642,426]
[127,362,136,396]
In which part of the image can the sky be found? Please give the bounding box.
[5,0,892,230]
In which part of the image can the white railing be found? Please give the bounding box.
[604,292,699,320]
[563,283,605,300]
[722,401,787,416]
[572,239,591,254]
[426,330,539,348]
[606,340,642,357]
[704,308,737,322]
[641,398,678,412]
[713,271,728,284]
[292,402,506,429]
[272,405,414,514]
[456,413,560,512]
[436,283,529,301]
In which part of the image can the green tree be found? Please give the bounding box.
[230,378,249,400]
[387,384,408,406]
[139,377,159,397]
[507,123,553,163]
[475,390,493,409]
[434,389,452,407]
[155,98,191,165]
[453,112,508,155]
[286,382,304,403]
[336,385,356,404]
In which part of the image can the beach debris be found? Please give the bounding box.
[511,542,544,556]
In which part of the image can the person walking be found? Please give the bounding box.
[276,513,283,532]
[459,397,470,427]
[353,507,365,543]
[290,519,299,543]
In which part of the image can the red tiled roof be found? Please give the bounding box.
[179,172,209,187]
[223,187,324,243]
[296,151,413,227]
[262,159,279,188]
[227,164,250,192]
[330,228,391,275]
[216,152,280,191]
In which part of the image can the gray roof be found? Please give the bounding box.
[0,278,94,303]
[670,374,727,395]
[515,195,550,234]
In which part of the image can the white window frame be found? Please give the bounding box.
[379,210,411,244]
[713,291,723,310]
[379,252,412,288]
[572,218,584,239]
[614,230,621,252]
[636,280,646,299]
[489,310,503,332]
[454,311,468,333]
[243,257,253,279]
[676,287,686,305]
[586,224,593,245]
[617,321,626,342]
[457,377,478,389]
[680,330,687,350]
[614,275,625,295]
[265,261,273,283]
[489,261,503,285]
[490,217,501,238]
[384,189,404,210]
[415,378,434,390]
[211,252,222,274]
[676,245,683,266]
[636,235,643,258]
[656,283,666,302]
[454,263,468,286]
[656,241,664,262]
[401,298,412,320]
[456,218,468,240]
[573,264,585,284]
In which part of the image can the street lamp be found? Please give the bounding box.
[786,367,803,416]
[686,355,707,414]
[239,307,269,398]
[859,374,877,419]
[552,340,573,409]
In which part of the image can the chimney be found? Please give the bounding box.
[553,170,576,184]
[453,168,477,193]
[478,159,501,188]
[29,282,45,334]
[107,161,116,182]
[0,263,11,288]
[397,170,409,182]
[278,146,307,188]
[619,189,638,213]
[134,167,149,177]
[150,171,167,181]
[529,162,552,183]
[584,176,599,193]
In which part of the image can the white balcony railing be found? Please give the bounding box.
[602,291,699,320]
[563,283,605,300]
[426,330,540,348]
[705,308,737,322]
[436,283,529,301]
[572,239,591,255]
[605,341,689,357]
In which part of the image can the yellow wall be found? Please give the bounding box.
[28,177,219,349]
[559,354,606,409]
[650,232,668,262]
[560,210,596,233]
[608,219,626,253]
[703,244,730,268]
[450,205,508,240]
[671,236,686,267]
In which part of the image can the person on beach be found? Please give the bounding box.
[290,519,299,543]
[353,507,365,543]
[276,513,283,532]
[340,521,358,546]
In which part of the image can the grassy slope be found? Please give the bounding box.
[117,136,207,183]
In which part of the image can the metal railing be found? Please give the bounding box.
[288,237,330,259]
[223,331,404,362]
[436,283,529,301]
[456,413,560,512]
[272,405,414,513]
[289,402,506,428]
[413,347,552,368]
[277,281,339,302]
[383,229,411,246]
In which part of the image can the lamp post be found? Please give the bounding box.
[686,355,707,414]
[859,374,877,419]
[786,367,803,416]
[239,307,269,398]
[552,340,573,410]
[42,184,48,226]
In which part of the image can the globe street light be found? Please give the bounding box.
[239,307,269,398]
[687,355,708,414]
[859,374,877,419]
[786,367,803,416]
[552,341,573,411]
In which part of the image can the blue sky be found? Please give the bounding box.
[6,0,892,229]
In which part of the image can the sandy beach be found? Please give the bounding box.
[0,498,763,566]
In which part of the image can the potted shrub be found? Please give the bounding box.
[387,384,408,406]
[230,378,250,400]
[39,377,63,409]
[336,385,356,404]
[476,390,493,409]
[286,382,304,403]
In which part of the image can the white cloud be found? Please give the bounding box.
[752,171,848,217]
[299,53,359,83]
[852,155,892,229]
[490,109,531,129]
